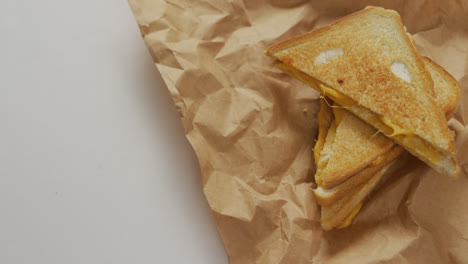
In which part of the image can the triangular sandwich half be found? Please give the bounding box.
[266,6,459,178]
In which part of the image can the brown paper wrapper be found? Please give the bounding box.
[128,1,468,263]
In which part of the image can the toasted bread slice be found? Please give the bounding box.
[314,57,461,207]
[316,108,395,188]
[320,161,395,231]
[266,6,459,178]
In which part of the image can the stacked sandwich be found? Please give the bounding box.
[266,6,461,231]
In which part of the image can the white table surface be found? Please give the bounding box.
[1,1,228,263]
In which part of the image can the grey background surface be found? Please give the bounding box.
[1,1,227,263]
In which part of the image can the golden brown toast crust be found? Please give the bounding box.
[266,7,384,56]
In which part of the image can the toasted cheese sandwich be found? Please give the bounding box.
[317,57,461,230]
[266,6,460,178]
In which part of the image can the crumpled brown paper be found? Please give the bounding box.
[128,1,468,263]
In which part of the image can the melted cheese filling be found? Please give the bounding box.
[315,122,337,186]
[274,61,442,165]
[332,107,344,126]
[314,99,333,167]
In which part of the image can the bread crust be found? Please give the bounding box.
[266,7,383,56]
[422,56,461,117]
